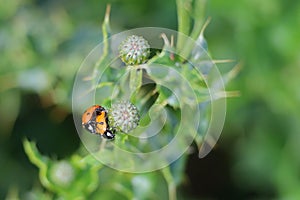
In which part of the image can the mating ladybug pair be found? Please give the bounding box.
[81,105,115,139]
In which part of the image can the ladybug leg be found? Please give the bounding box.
[83,121,97,134]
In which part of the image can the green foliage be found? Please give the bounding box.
[0,0,230,198]
[22,138,176,200]
[1,0,298,199]
[19,0,229,198]
[206,0,300,198]
[23,139,101,199]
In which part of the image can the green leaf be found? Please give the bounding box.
[23,139,52,190]
[23,139,102,199]
[156,85,180,108]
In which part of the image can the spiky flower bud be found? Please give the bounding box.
[119,35,150,65]
[108,101,140,133]
[50,161,74,187]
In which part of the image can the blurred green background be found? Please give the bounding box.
[1,0,299,199]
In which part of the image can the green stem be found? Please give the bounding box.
[176,0,191,52]
[190,0,206,40]
[92,4,111,86]
[176,0,207,61]
[102,4,111,55]
[162,166,177,200]
[129,67,143,94]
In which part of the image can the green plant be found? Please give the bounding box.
[22,1,237,199]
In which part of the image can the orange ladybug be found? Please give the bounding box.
[82,105,115,139]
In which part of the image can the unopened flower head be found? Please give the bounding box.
[119,35,150,65]
[108,101,140,133]
[50,161,74,186]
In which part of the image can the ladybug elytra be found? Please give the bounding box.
[81,105,115,139]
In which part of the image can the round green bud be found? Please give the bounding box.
[50,161,75,187]
[108,101,140,133]
[119,35,150,65]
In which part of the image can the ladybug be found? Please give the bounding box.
[81,105,115,139]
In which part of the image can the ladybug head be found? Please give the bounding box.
[103,130,115,140]
[95,106,106,115]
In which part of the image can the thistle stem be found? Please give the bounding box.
[162,166,177,200]
[190,0,207,40]
[176,0,191,52]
